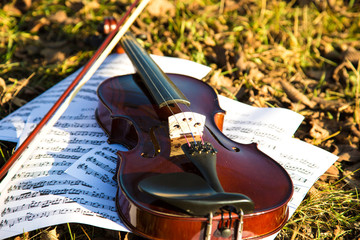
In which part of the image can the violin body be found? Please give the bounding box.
[96,72,292,239]
[95,32,292,239]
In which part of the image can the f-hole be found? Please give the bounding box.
[141,126,161,158]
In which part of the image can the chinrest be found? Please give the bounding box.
[139,172,254,216]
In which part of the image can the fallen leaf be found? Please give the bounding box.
[209,69,233,89]
[147,0,175,17]
[49,10,69,24]
[213,45,227,66]
[280,80,316,108]
[15,0,32,12]
[0,78,6,94]
[65,0,84,12]
[173,50,190,60]
[40,48,66,63]
[40,227,59,240]
[11,97,27,107]
[14,232,29,240]
[150,47,163,56]
[235,50,257,74]
[204,36,216,47]
[342,46,360,65]
[333,225,344,238]
[310,120,329,141]
[30,17,50,33]
[248,68,264,81]
[223,0,243,12]
[338,150,360,163]
[320,164,339,181]
[343,162,360,188]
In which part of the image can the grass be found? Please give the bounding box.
[281,183,360,239]
[1,0,360,239]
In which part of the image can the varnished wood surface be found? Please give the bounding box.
[96,73,293,239]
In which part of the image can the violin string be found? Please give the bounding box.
[122,38,183,128]
[122,36,195,146]
[123,34,205,146]
[125,36,202,146]
[128,34,204,145]
[130,40,200,145]
[184,107,205,144]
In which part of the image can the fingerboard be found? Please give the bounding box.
[120,32,190,108]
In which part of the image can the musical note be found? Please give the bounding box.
[66,144,126,190]
[0,54,337,240]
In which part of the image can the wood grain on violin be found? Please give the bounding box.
[95,32,293,240]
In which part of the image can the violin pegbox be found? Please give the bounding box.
[168,112,206,139]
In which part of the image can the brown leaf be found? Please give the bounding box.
[209,69,233,89]
[333,225,343,238]
[235,50,257,73]
[41,40,67,49]
[48,10,79,25]
[14,232,29,240]
[147,0,175,17]
[342,46,360,65]
[332,61,349,83]
[343,162,360,188]
[0,77,6,94]
[310,120,329,141]
[11,97,27,107]
[3,3,22,16]
[303,69,329,81]
[40,227,59,240]
[40,48,66,63]
[320,164,339,181]
[280,80,316,108]
[173,50,190,60]
[204,36,216,47]
[312,96,348,112]
[337,145,360,163]
[213,46,227,67]
[49,10,69,24]
[150,47,163,56]
[30,18,50,33]
[248,68,264,81]
[65,0,84,12]
[15,0,32,12]
[223,0,244,12]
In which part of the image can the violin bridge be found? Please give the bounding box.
[168,112,206,139]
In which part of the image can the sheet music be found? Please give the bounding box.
[0,54,211,143]
[0,54,211,239]
[0,54,337,239]
[218,95,304,146]
[0,105,128,238]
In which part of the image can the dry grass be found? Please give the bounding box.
[1,0,360,239]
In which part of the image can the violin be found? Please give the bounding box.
[95,32,293,240]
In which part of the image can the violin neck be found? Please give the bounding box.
[120,32,190,108]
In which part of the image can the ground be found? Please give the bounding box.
[0,0,359,239]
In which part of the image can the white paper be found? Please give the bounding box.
[66,143,126,191]
[0,54,337,240]
[219,95,304,145]
[0,105,128,238]
[0,54,211,239]
[0,54,211,143]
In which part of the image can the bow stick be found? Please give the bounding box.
[0,0,151,180]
